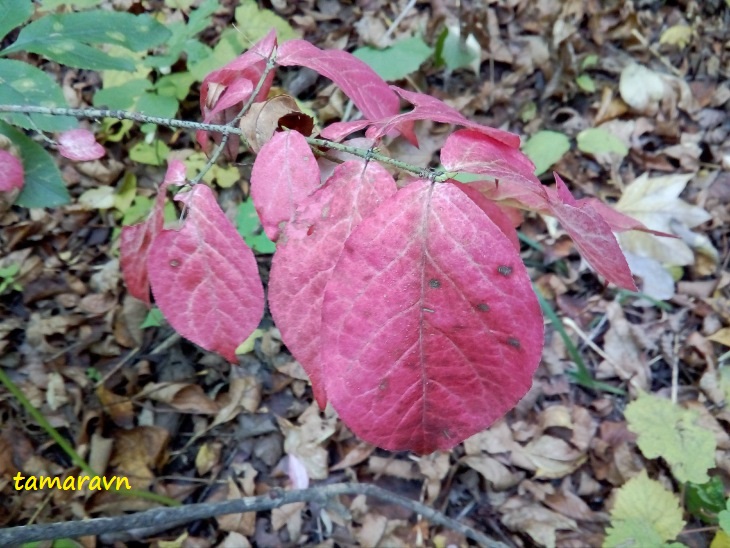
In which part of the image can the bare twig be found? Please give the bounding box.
[0,483,507,547]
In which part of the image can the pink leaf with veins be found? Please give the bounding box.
[321,180,543,454]
[120,160,186,305]
[57,129,105,161]
[250,130,321,241]
[454,182,520,251]
[269,161,397,408]
[276,40,416,144]
[0,149,24,192]
[368,88,521,148]
[547,173,637,290]
[147,184,264,362]
[441,129,539,191]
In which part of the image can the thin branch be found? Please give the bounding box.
[0,105,454,182]
[0,483,507,548]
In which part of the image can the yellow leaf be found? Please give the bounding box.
[235,328,264,355]
[709,327,730,347]
[660,25,693,49]
[604,470,685,547]
[616,172,715,267]
[711,530,730,548]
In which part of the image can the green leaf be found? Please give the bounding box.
[136,92,179,119]
[576,127,628,158]
[0,59,76,132]
[604,470,686,547]
[0,0,33,43]
[93,79,151,111]
[129,139,170,166]
[625,392,716,484]
[433,25,480,74]
[1,12,170,70]
[0,121,69,208]
[38,0,103,9]
[522,130,571,176]
[576,74,596,93]
[719,502,730,534]
[353,36,433,81]
[686,477,727,524]
[232,0,299,45]
[235,199,276,254]
[140,307,165,329]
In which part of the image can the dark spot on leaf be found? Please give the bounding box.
[429,279,441,288]
[306,225,315,236]
[170,260,180,267]
[507,337,521,349]
[477,303,490,312]
[498,265,513,276]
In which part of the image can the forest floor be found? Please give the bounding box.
[1,0,730,547]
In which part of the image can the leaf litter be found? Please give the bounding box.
[1,0,730,546]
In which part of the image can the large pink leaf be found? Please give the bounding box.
[321,180,543,454]
[120,160,186,305]
[368,88,521,148]
[455,183,520,251]
[441,129,540,192]
[547,174,637,290]
[57,129,105,161]
[269,161,397,408]
[147,184,264,362]
[0,149,24,192]
[250,130,321,241]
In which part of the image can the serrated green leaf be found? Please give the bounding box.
[577,127,628,158]
[0,0,33,43]
[625,392,716,484]
[235,199,276,254]
[232,0,299,46]
[686,477,726,524]
[522,130,571,176]
[604,470,686,547]
[0,121,69,208]
[1,12,170,70]
[0,59,76,132]
[353,36,433,81]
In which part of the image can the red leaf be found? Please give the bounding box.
[369,88,521,148]
[277,40,401,123]
[455,183,520,251]
[441,129,539,191]
[250,130,321,241]
[321,180,543,453]
[120,160,186,305]
[197,30,277,154]
[269,161,397,408]
[147,184,264,362]
[319,120,371,142]
[547,174,637,290]
[57,129,105,161]
[0,149,24,192]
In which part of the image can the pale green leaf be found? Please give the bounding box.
[0,59,76,132]
[0,121,69,208]
[660,25,693,49]
[1,12,170,70]
[719,499,730,534]
[522,130,571,176]
[0,0,33,43]
[577,127,628,158]
[235,328,265,354]
[129,139,170,166]
[434,25,480,74]
[232,0,299,46]
[235,199,276,254]
[604,470,686,547]
[353,36,433,81]
[625,392,716,484]
[576,74,596,93]
[79,187,115,209]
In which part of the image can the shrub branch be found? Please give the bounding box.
[0,482,506,547]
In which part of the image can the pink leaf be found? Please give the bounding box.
[321,180,543,454]
[120,160,186,305]
[547,174,637,290]
[269,161,397,408]
[57,129,105,161]
[197,30,277,154]
[319,120,371,142]
[0,149,24,192]
[455,183,520,251]
[277,40,400,123]
[441,129,539,191]
[250,130,321,241]
[147,184,264,362]
[368,88,521,148]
